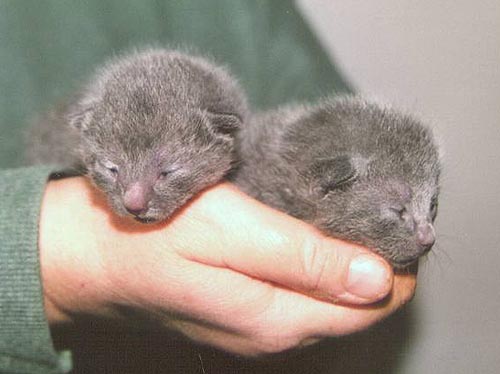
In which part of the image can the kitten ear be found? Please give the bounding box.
[66,94,98,132]
[310,155,361,193]
[205,111,243,137]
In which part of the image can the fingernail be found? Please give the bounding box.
[346,254,391,300]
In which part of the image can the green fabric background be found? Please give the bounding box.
[0,0,351,169]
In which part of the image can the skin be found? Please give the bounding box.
[40,177,416,356]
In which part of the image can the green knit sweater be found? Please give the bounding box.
[0,1,350,373]
[0,167,63,374]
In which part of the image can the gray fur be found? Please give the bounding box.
[25,48,248,222]
[232,96,441,268]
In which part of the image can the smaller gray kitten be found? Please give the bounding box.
[26,48,248,223]
[233,97,441,268]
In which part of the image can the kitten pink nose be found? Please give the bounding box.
[416,223,435,251]
[123,183,149,215]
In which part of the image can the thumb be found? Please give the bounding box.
[174,183,393,305]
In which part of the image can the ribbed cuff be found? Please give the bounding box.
[0,166,63,374]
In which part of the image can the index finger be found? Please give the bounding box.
[171,183,394,305]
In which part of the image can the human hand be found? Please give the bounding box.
[39,177,416,356]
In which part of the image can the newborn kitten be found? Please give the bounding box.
[233,96,441,268]
[26,48,248,223]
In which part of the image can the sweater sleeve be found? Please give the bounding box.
[0,166,65,374]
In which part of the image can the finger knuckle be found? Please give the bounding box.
[299,236,337,292]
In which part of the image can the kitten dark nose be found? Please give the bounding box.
[123,183,149,216]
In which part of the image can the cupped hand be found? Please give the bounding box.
[39,177,416,356]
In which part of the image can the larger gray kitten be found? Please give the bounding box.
[26,48,248,223]
[233,97,441,268]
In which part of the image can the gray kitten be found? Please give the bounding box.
[26,48,248,223]
[233,96,441,268]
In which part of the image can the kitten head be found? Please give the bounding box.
[310,159,440,268]
[67,48,247,222]
[287,97,441,268]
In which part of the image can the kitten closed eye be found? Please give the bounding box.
[158,166,182,179]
